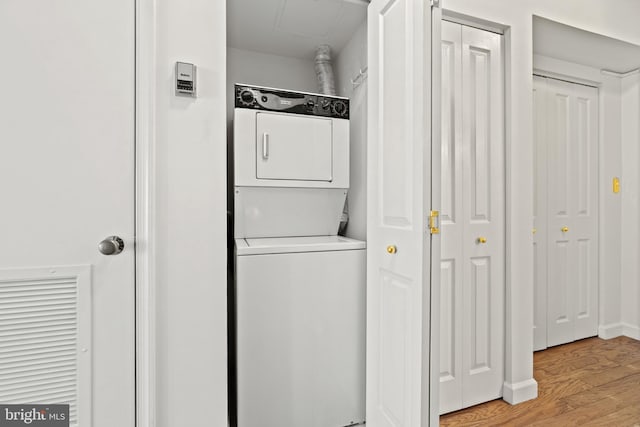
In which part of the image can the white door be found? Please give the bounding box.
[439,20,464,414]
[367,0,435,425]
[533,76,599,349]
[439,21,504,414]
[256,113,333,181]
[0,0,135,426]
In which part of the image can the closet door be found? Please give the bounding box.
[439,22,504,414]
[439,20,463,415]
[534,77,599,348]
[367,0,435,425]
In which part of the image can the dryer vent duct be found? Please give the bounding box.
[315,44,336,96]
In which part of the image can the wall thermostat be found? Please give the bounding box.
[176,62,196,97]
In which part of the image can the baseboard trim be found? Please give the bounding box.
[502,378,538,405]
[622,323,640,340]
[598,323,624,339]
[599,323,640,341]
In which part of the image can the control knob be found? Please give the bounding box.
[332,100,347,117]
[238,89,255,106]
[306,99,316,110]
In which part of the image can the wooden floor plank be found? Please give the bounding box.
[440,337,640,426]
[529,388,640,427]
[583,403,640,427]
[579,364,640,387]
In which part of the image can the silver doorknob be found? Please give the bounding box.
[98,236,125,255]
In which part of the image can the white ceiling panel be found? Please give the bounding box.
[533,16,640,74]
[277,0,344,37]
[228,0,368,59]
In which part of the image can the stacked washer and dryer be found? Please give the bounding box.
[233,84,366,427]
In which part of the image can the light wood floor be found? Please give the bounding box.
[440,336,640,426]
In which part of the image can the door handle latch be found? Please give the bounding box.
[429,210,440,235]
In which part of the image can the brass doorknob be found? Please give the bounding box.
[477,237,487,244]
[561,227,569,233]
[387,245,397,254]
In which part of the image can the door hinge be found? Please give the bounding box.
[429,210,440,235]
[430,0,440,8]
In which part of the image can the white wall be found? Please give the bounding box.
[154,0,228,426]
[599,73,623,335]
[445,0,640,405]
[335,21,368,241]
[621,73,640,339]
[226,47,317,124]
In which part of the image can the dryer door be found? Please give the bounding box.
[256,112,333,181]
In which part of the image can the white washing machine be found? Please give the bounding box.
[233,85,366,427]
[235,236,365,427]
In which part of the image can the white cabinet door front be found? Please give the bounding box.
[439,21,504,414]
[256,112,333,181]
[0,1,135,425]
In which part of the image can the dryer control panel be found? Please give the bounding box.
[235,84,349,119]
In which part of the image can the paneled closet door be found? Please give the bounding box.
[439,20,464,415]
[534,77,599,349]
[439,21,504,414]
[366,0,435,425]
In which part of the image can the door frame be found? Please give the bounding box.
[136,0,157,425]
[443,7,538,405]
[430,4,442,425]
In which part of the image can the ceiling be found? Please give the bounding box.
[533,16,640,74]
[228,6,640,73]
[227,0,368,60]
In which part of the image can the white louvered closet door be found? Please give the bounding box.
[0,0,136,426]
[439,20,505,414]
[533,76,599,350]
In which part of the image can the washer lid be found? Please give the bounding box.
[235,235,366,256]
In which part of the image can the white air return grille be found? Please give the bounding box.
[0,266,92,427]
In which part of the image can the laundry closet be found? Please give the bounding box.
[226,1,512,424]
[226,1,369,426]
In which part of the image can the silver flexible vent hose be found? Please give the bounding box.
[314,44,336,95]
